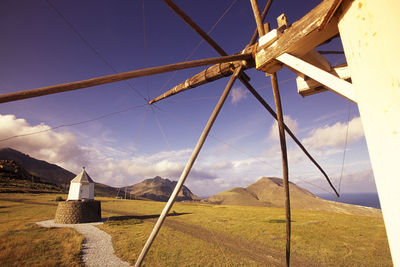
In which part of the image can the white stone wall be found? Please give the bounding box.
[68,183,81,200]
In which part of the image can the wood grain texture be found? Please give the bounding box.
[255,0,339,73]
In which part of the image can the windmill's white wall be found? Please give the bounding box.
[67,183,94,200]
[68,183,81,200]
[80,184,90,199]
[339,0,400,265]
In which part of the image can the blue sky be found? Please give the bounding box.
[0,0,376,196]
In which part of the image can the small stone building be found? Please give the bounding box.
[67,168,94,200]
[54,168,101,224]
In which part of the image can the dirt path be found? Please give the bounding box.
[103,208,324,267]
[36,220,131,267]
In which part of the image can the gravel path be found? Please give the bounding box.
[36,220,131,267]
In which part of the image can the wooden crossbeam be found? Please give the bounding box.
[277,53,356,102]
[255,0,339,74]
[297,64,350,97]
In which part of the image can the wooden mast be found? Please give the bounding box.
[0,54,250,104]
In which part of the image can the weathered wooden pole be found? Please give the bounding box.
[0,54,250,104]
[163,0,227,56]
[162,0,252,84]
[134,66,243,266]
[250,0,266,37]
[240,78,339,197]
[338,0,400,264]
[250,2,291,263]
[248,0,273,46]
[270,73,291,267]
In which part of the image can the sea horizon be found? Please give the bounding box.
[317,192,381,209]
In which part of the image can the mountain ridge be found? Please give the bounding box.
[0,147,200,201]
[127,176,201,202]
[204,176,379,215]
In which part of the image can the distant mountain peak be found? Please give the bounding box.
[127,176,200,202]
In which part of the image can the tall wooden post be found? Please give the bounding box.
[134,66,243,266]
[338,0,400,265]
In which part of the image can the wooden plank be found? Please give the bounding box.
[287,49,332,79]
[255,0,339,73]
[297,65,350,96]
[277,53,356,102]
[258,29,282,48]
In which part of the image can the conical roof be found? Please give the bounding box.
[70,169,94,184]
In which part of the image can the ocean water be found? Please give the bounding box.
[317,193,381,209]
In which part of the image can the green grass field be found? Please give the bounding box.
[0,194,83,266]
[0,194,393,266]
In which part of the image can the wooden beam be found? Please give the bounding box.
[297,65,350,97]
[135,66,244,267]
[163,0,228,56]
[255,0,339,73]
[0,53,251,104]
[248,0,273,46]
[149,61,240,104]
[250,0,265,37]
[276,53,356,102]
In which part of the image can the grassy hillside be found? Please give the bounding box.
[0,194,392,266]
[97,198,391,266]
[205,177,379,216]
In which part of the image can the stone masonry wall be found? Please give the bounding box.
[54,200,101,224]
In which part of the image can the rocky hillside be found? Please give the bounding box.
[0,159,63,193]
[0,147,75,186]
[204,177,379,215]
[127,176,201,202]
[0,147,119,196]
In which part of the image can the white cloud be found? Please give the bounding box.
[0,114,374,197]
[0,114,217,187]
[230,86,248,104]
[0,114,88,168]
[302,117,364,150]
[268,115,298,141]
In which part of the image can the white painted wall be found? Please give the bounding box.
[67,183,81,200]
[339,0,400,265]
[67,183,94,200]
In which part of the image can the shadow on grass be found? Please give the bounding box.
[105,212,192,222]
[267,219,296,223]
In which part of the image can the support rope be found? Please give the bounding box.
[338,103,352,194]
[45,0,149,103]
[0,104,147,142]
